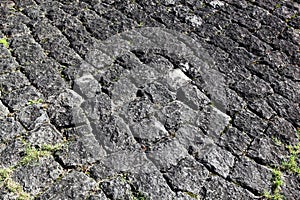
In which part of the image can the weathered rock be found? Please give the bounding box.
[57,134,106,167]
[198,144,235,178]
[204,175,258,200]
[130,116,169,145]
[233,109,268,138]
[229,156,273,194]
[146,139,189,172]
[0,118,24,142]
[196,105,231,141]
[164,157,209,195]
[12,157,63,195]
[176,83,210,110]
[73,74,101,99]
[219,126,252,156]
[38,171,96,200]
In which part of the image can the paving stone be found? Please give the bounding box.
[248,99,276,120]
[281,174,300,199]
[100,176,134,200]
[89,150,151,180]
[0,71,30,93]
[0,117,24,142]
[1,86,44,111]
[88,190,109,200]
[164,157,209,195]
[10,37,46,65]
[130,116,169,145]
[219,126,252,156]
[204,175,258,200]
[0,57,18,74]
[176,83,210,110]
[175,191,202,200]
[90,150,176,199]
[12,156,64,195]
[161,68,191,92]
[229,156,273,194]
[48,90,87,127]
[128,169,176,200]
[233,109,268,138]
[142,81,176,106]
[38,170,97,200]
[128,63,161,88]
[224,88,247,116]
[57,133,106,167]
[121,97,154,124]
[175,124,213,156]
[198,144,235,178]
[146,139,190,172]
[196,105,231,141]
[156,100,199,132]
[267,94,300,127]
[232,75,273,100]
[22,61,67,97]
[17,104,49,131]
[111,76,137,108]
[0,139,25,168]
[139,53,174,75]
[1,0,299,199]
[93,115,136,153]
[0,188,18,200]
[272,78,300,103]
[0,101,9,119]
[247,135,288,166]
[26,124,64,147]
[266,116,298,145]
[81,93,111,123]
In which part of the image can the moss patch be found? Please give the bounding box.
[0,37,9,48]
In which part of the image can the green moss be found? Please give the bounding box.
[0,168,12,182]
[263,129,300,199]
[132,191,149,200]
[274,4,281,9]
[6,178,32,200]
[281,129,300,175]
[28,98,43,105]
[272,137,282,146]
[262,169,283,200]
[0,37,9,49]
[41,143,64,152]
[0,140,66,199]
[18,141,65,166]
[19,145,50,166]
[0,167,32,200]
[184,191,198,199]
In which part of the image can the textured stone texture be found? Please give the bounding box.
[0,0,299,199]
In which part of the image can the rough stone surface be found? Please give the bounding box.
[0,0,299,199]
[12,157,64,195]
[38,171,96,200]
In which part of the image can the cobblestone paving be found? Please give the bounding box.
[0,0,300,199]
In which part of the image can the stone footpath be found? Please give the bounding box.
[0,0,299,199]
